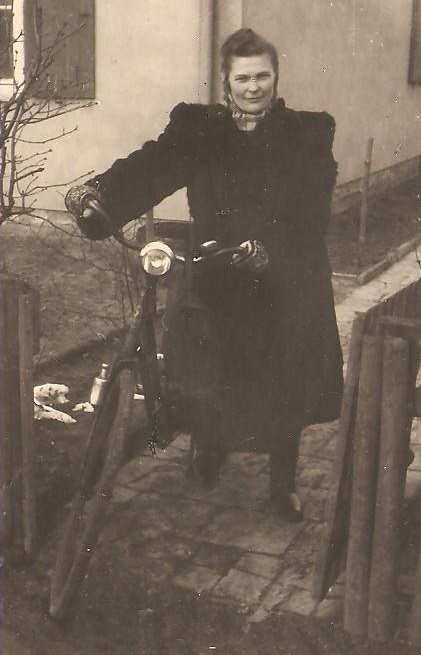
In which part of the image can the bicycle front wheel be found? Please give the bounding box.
[49,367,135,621]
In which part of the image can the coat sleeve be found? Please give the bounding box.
[84,103,203,233]
[292,111,338,238]
[255,111,337,269]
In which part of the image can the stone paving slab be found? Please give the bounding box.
[213,567,273,605]
[174,565,221,593]
[107,250,421,628]
[194,541,241,574]
[253,581,292,617]
[0,628,34,655]
[200,506,304,555]
[235,552,283,580]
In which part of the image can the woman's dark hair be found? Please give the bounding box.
[220,28,279,81]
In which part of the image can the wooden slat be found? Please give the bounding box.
[313,313,365,601]
[0,283,14,545]
[368,338,411,641]
[18,294,37,555]
[344,336,383,637]
[144,209,155,243]
[377,320,421,450]
[1,275,38,554]
[314,278,421,620]
[0,273,40,354]
[3,282,24,549]
[358,137,374,248]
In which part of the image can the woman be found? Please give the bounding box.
[65,28,344,522]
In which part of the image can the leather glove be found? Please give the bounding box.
[64,184,100,217]
[231,239,269,273]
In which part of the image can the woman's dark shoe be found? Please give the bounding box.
[272,491,304,523]
[185,443,222,490]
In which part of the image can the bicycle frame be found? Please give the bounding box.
[101,275,169,437]
[79,212,244,490]
[49,209,248,621]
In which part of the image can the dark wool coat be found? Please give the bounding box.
[87,98,344,453]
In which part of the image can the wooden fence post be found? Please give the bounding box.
[368,337,411,641]
[0,282,14,546]
[18,293,37,554]
[312,313,366,601]
[0,274,39,556]
[313,280,421,642]
[1,279,24,550]
[344,335,383,636]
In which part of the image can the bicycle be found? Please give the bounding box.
[48,203,244,620]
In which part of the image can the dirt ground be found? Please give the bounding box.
[1,181,421,654]
[326,176,421,275]
[3,345,419,654]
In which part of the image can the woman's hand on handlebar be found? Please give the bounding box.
[192,239,269,273]
[231,239,269,273]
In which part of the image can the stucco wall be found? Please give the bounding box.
[15,0,421,213]
[243,0,421,185]
[19,0,201,216]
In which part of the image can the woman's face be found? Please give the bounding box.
[227,54,276,114]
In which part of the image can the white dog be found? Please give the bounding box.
[33,384,76,424]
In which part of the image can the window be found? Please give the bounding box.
[409,0,421,84]
[0,0,24,89]
[0,0,95,98]
[0,2,14,79]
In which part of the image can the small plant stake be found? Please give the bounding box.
[357,137,374,269]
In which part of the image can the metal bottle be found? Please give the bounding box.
[90,363,110,407]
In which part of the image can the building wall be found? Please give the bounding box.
[17,0,421,214]
[20,0,201,216]
[242,0,421,186]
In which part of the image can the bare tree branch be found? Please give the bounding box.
[13,148,52,163]
[17,127,78,145]
[1,12,95,224]
[14,166,45,184]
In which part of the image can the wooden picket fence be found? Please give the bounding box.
[313,277,421,646]
[1,273,40,557]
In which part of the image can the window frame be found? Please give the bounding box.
[0,0,24,97]
[0,1,14,80]
[1,1,95,101]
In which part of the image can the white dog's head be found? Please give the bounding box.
[34,383,70,405]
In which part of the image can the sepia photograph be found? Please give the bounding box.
[1,1,421,653]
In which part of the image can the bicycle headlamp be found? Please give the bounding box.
[140,241,175,276]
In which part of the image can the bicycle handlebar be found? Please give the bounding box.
[192,245,244,264]
[84,199,245,262]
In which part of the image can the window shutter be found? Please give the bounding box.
[24,0,42,84]
[24,0,95,99]
[409,0,421,84]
